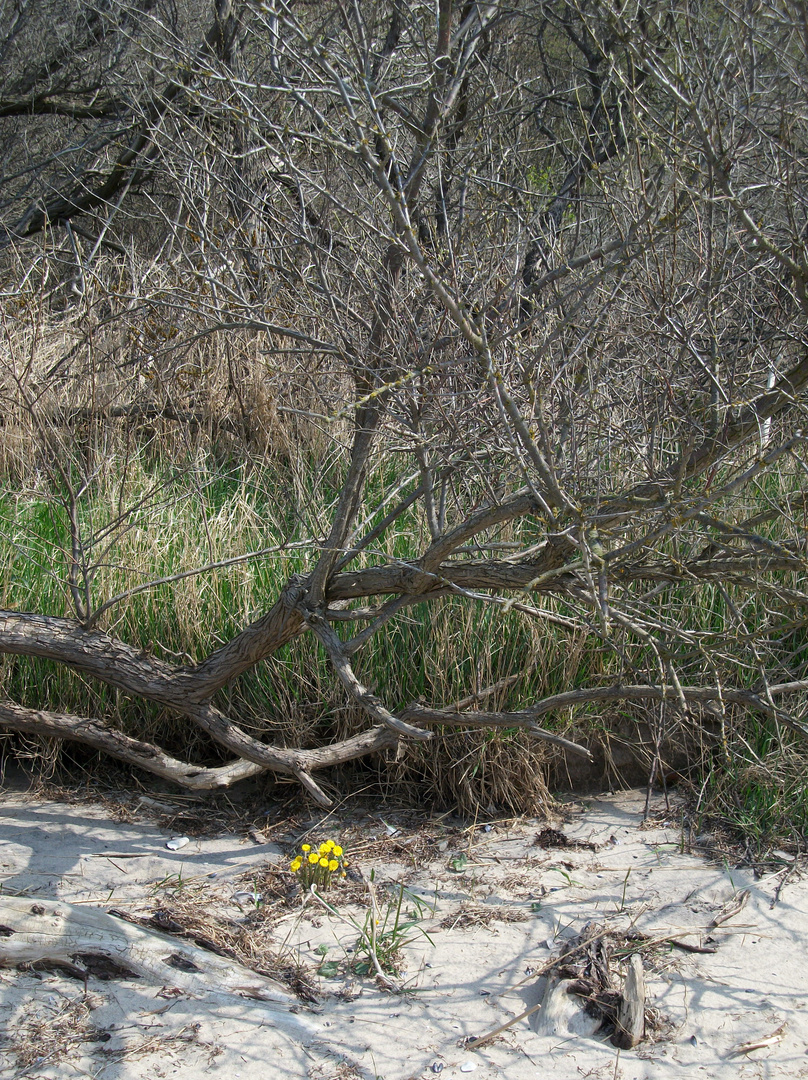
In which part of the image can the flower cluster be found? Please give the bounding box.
[289,839,346,892]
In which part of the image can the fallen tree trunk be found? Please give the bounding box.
[0,896,305,1009]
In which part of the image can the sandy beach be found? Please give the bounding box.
[1,785,806,1080]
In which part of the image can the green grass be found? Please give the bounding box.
[697,733,808,859]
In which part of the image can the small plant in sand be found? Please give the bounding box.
[311,868,435,990]
[290,839,346,892]
[350,878,434,978]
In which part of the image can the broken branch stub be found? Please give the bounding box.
[613,953,646,1049]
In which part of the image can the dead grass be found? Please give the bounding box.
[438,903,530,931]
[533,827,600,852]
[3,991,108,1070]
[307,1062,366,1080]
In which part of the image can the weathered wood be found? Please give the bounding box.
[0,701,265,790]
[533,976,602,1037]
[0,896,306,1011]
[613,954,645,1049]
[0,700,398,805]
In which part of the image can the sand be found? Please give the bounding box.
[0,785,806,1080]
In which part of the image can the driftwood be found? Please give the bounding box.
[0,896,306,1011]
[533,976,602,1037]
[613,953,646,1049]
[467,923,653,1051]
[730,1024,787,1055]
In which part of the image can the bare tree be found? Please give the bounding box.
[1,0,807,808]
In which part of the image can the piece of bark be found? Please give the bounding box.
[612,954,645,1048]
[0,896,308,1013]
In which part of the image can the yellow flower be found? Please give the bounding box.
[301,844,311,853]
[308,853,319,864]
[319,858,329,868]
[328,859,339,872]
[332,845,343,857]
[290,858,302,872]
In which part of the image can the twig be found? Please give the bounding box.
[729,1024,786,1055]
[710,889,750,927]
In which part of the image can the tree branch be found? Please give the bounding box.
[308,614,432,741]
[0,701,265,790]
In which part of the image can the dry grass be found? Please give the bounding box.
[533,827,600,852]
[3,993,106,1070]
[438,903,530,931]
[115,879,321,1001]
[1,988,208,1076]
[307,1062,366,1080]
